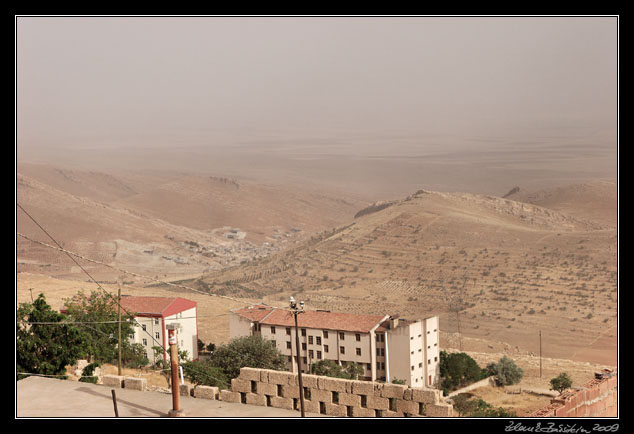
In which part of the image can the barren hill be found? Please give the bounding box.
[16,163,366,281]
[191,188,617,365]
[503,180,617,228]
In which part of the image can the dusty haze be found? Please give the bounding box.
[16,16,617,198]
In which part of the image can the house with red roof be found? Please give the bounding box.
[229,303,439,388]
[118,296,198,363]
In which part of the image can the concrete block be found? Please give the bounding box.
[366,395,389,410]
[310,388,332,403]
[353,407,376,417]
[351,380,374,396]
[239,367,262,382]
[270,396,294,410]
[380,383,407,399]
[280,384,301,399]
[246,392,267,406]
[123,377,146,391]
[426,403,453,417]
[194,385,219,400]
[383,410,403,418]
[411,388,439,404]
[220,389,241,403]
[396,398,419,415]
[179,384,191,396]
[231,378,251,393]
[337,392,361,407]
[102,375,124,388]
[303,400,320,414]
[267,370,294,385]
[300,374,319,388]
[325,402,347,417]
[318,376,351,392]
[256,381,278,396]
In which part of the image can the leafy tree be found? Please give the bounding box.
[17,294,86,380]
[62,290,135,364]
[550,372,573,394]
[79,361,101,384]
[391,378,406,385]
[439,351,488,391]
[345,362,364,380]
[121,343,149,369]
[182,359,229,388]
[487,356,524,386]
[209,335,286,380]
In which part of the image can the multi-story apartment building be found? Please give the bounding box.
[229,303,439,388]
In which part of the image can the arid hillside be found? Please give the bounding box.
[16,163,367,282]
[189,185,617,366]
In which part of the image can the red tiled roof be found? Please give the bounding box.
[259,309,388,333]
[119,296,196,318]
[231,304,276,322]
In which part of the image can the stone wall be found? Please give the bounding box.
[527,371,617,418]
[220,367,454,417]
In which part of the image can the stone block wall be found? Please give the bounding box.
[527,372,617,418]
[220,367,454,417]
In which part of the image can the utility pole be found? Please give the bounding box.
[539,330,542,378]
[167,323,185,417]
[117,282,122,376]
[290,296,305,417]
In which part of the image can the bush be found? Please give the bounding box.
[487,356,524,386]
[209,335,286,380]
[182,359,229,388]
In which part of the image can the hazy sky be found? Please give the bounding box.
[16,16,618,152]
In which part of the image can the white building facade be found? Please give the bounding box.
[229,304,439,388]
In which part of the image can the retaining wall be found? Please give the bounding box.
[220,367,454,417]
[527,372,617,418]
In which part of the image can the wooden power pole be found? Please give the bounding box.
[117,283,122,376]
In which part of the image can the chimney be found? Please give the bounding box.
[389,316,399,329]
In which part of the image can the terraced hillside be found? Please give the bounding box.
[191,187,617,365]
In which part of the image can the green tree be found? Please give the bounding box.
[79,361,101,384]
[439,351,488,391]
[121,343,149,369]
[182,359,229,388]
[62,290,135,364]
[487,356,524,386]
[550,372,573,394]
[309,360,364,380]
[17,294,86,380]
[209,335,286,380]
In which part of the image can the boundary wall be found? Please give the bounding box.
[220,367,453,417]
[101,368,454,417]
[527,371,617,418]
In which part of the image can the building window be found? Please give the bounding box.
[316,336,321,345]
[142,325,146,331]
[324,345,329,353]
[129,334,134,339]
[301,329,306,337]
[308,336,313,345]
[287,341,292,349]
[302,343,307,350]
[309,350,314,359]
[142,338,147,346]
[428,359,431,365]
[434,356,438,362]
[355,333,361,341]
[271,326,276,334]
[317,351,322,359]
[377,362,381,370]
[419,362,423,368]
[302,357,307,364]
[154,318,159,325]
[381,362,385,370]
[377,348,380,356]
[155,332,160,339]
[356,348,361,356]
[381,348,385,357]
[340,346,345,354]
[339,332,345,340]
[286,327,291,335]
[411,365,415,371]
[411,351,414,355]
[324,331,328,339]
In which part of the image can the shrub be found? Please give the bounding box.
[550,372,573,394]
[487,356,524,386]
